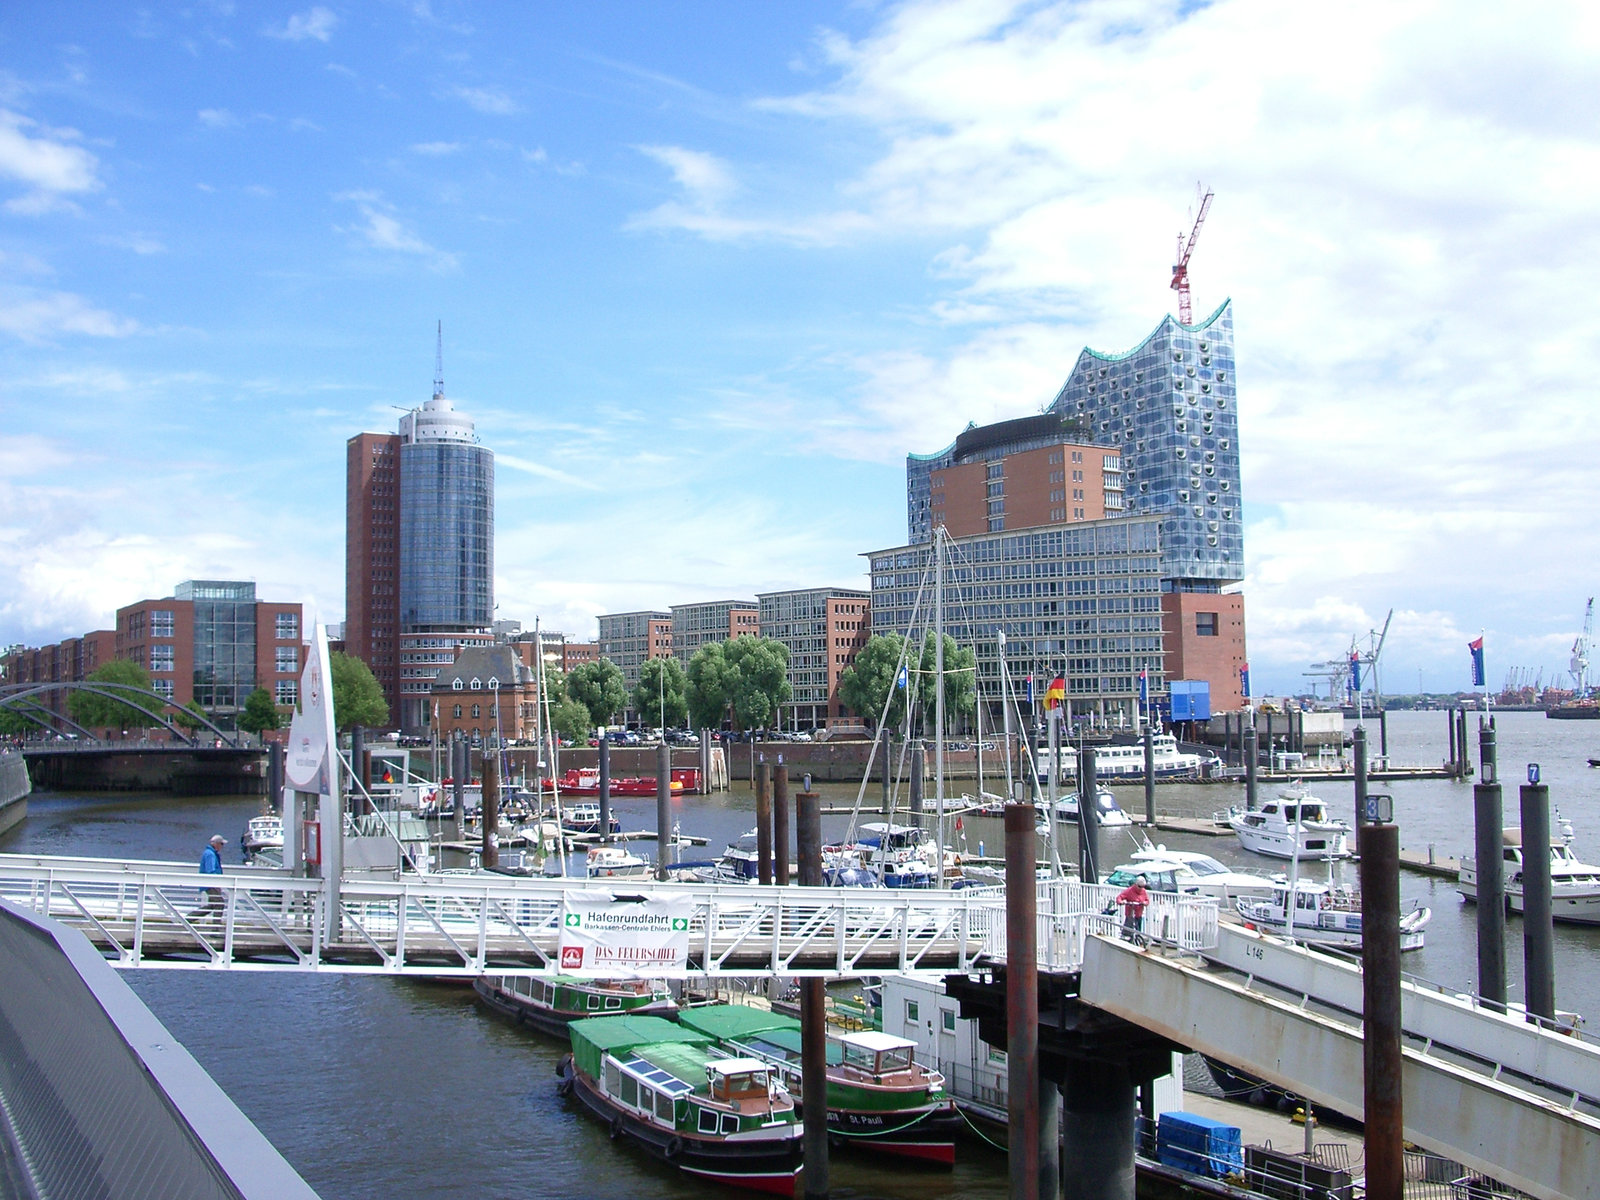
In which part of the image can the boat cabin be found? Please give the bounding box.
[706,1058,776,1107]
[837,1031,917,1081]
[1105,863,1183,893]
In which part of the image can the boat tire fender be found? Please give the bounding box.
[609,1116,623,1140]
[665,1136,683,1161]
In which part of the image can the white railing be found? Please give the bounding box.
[972,878,1220,967]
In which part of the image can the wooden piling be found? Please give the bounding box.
[1006,805,1040,1200]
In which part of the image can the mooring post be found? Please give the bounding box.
[909,741,924,814]
[1039,1071,1061,1200]
[1353,727,1368,856]
[267,741,284,813]
[755,762,773,885]
[1079,741,1100,884]
[1244,726,1258,810]
[1360,818,1403,1200]
[597,734,612,844]
[1458,710,1471,780]
[774,764,791,886]
[880,726,891,813]
[481,751,500,870]
[1474,722,1506,1010]
[1005,805,1040,1200]
[1061,1059,1135,1200]
[655,741,673,881]
[451,735,465,843]
[1379,708,1389,761]
[1142,725,1155,826]
[1520,776,1556,1023]
[797,787,829,1200]
[1447,709,1457,774]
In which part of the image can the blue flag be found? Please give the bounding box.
[896,664,907,691]
[1138,668,1148,707]
[1349,652,1361,693]
[1469,636,1485,688]
[1026,675,1035,705]
[1239,663,1251,700]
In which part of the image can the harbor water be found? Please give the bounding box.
[3,710,1598,1198]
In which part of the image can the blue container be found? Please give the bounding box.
[1156,1111,1243,1178]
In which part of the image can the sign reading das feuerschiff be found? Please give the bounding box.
[557,890,692,975]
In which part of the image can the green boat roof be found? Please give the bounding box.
[633,1042,719,1093]
[742,1029,843,1066]
[569,1014,705,1056]
[676,1004,800,1042]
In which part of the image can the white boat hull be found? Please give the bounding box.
[1456,870,1600,925]
[1229,816,1350,861]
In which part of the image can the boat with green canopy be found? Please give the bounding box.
[474,974,675,1037]
[675,1004,959,1165]
[559,1014,804,1196]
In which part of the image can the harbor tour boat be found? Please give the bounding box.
[1235,879,1431,951]
[1051,786,1133,827]
[559,1014,804,1196]
[474,975,676,1037]
[1227,784,1352,860]
[675,1004,959,1165]
[1037,733,1217,782]
[1457,822,1600,925]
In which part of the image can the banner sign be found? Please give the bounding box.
[1469,636,1486,689]
[285,625,333,795]
[558,890,693,976]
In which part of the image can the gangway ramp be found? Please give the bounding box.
[1079,926,1600,1200]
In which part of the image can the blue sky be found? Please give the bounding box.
[2,0,1597,697]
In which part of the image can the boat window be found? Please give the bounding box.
[606,996,623,1010]
[721,1113,740,1135]
[606,1062,621,1094]
[1297,892,1316,910]
[843,1042,876,1072]
[880,1047,913,1072]
[1190,858,1227,876]
[698,1107,719,1135]
[656,1090,674,1122]
[621,1075,638,1108]
[588,994,601,1009]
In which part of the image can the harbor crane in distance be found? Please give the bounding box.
[1571,596,1593,696]
[1171,183,1214,324]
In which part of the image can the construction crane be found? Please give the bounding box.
[1571,597,1594,696]
[1171,184,1214,324]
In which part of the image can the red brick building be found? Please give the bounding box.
[431,645,537,744]
[1161,591,1247,711]
[346,432,403,719]
[929,439,1123,536]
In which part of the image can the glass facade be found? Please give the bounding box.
[399,440,493,629]
[907,302,1241,586]
[869,516,1165,722]
[177,580,258,712]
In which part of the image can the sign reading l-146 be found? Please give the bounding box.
[557,890,693,976]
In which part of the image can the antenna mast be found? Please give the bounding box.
[433,320,444,400]
[1170,184,1214,324]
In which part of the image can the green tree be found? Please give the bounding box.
[550,696,593,744]
[330,652,389,731]
[172,699,209,733]
[566,658,626,730]
[725,636,792,732]
[836,633,908,729]
[238,687,282,735]
[0,704,39,736]
[67,660,167,731]
[633,656,688,730]
[916,631,977,734]
[685,641,735,730]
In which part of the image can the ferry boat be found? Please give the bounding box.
[474,975,676,1037]
[1235,880,1430,950]
[544,767,701,798]
[1457,823,1600,925]
[559,1015,804,1196]
[675,1005,960,1165]
[1051,786,1133,827]
[1227,785,1352,860]
[1037,733,1216,782]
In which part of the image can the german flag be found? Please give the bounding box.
[1043,676,1066,710]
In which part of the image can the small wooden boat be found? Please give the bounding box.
[560,1015,803,1196]
[676,1004,960,1165]
[474,975,675,1037]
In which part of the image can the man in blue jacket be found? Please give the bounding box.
[199,833,226,910]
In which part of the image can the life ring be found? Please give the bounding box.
[665,1136,683,1161]
[609,1116,623,1140]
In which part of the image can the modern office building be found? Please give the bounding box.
[596,611,672,693]
[868,517,1166,727]
[670,600,759,666]
[346,345,495,734]
[904,303,1246,711]
[757,588,870,729]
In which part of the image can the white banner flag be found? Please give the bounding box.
[558,889,692,976]
[285,625,334,796]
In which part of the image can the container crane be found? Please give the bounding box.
[1571,597,1594,696]
[1171,184,1214,325]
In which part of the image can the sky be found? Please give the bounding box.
[2,0,1597,698]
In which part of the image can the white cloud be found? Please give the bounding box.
[197,107,240,128]
[100,231,166,255]
[0,289,138,342]
[334,193,457,269]
[0,108,100,213]
[412,141,460,156]
[451,85,518,115]
[265,7,337,42]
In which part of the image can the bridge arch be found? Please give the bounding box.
[0,682,242,746]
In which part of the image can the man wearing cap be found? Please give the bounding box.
[200,833,226,911]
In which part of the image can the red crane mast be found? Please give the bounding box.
[1170,185,1214,325]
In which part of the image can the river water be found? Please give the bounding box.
[3,710,1597,1198]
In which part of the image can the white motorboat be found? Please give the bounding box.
[1125,840,1276,900]
[585,845,652,879]
[1227,784,1351,860]
[1036,733,1217,783]
[1236,879,1430,951]
[241,813,284,855]
[1457,821,1600,925]
[1051,786,1133,827]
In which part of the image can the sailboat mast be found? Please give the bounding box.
[934,526,946,873]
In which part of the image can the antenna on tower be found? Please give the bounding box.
[433,320,444,401]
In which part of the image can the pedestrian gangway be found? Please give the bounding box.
[1081,922,1600,1200]
[0,853,1218,978]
